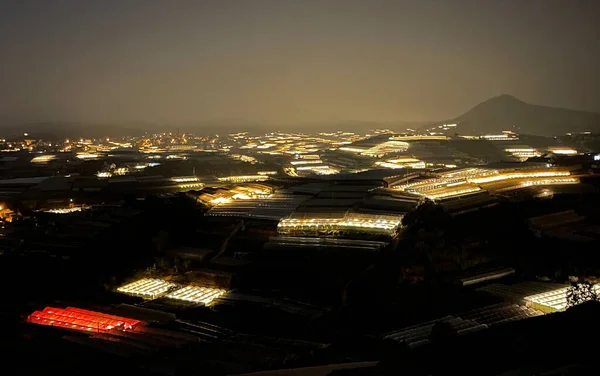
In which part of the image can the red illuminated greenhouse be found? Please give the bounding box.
[27,306,143,333]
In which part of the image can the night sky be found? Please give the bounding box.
[1,0,598,125]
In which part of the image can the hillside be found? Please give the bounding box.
[439,94,600,136]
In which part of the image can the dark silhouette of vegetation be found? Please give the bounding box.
[429,321,457,344]
[567,281,598,309]
[402,200,451,232]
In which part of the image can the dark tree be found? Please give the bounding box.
[402,200,450,231]
[566,281,598,309]
[429,321,457,343]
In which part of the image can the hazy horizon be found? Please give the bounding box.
[1,0,599,125]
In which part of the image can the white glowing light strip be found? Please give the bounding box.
[375,162,407,169]
[165,286,227,305]
[441,168,492,179]
[387,158,423,163]
[278,215,402,231]
[393,178,439,191]
[389,135,448,141]
[376,160,426,169]
[31,155,56,163]
[480,134,516,140]
[172,177,200,182]
[520,177,579,187]
[296,165,331,170]
[217,175,269,182]
[505,148,537,153]
[548,148,577,155]
[76,153,100,159]
[46,207,83,214]
[511,152,539,156]
[178,183,204,189]
[339,147,367,153]
[314,168,340,175]
[290,160,323,165]
[362,141,410,156]
[446,181,467,187]
[117,278,177,298]
[256,143,277,149]
[469,171,570,184]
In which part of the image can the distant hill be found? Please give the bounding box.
[435,94,600,136]
[0,119,430,139]
[3,95,598,138]
[0,123,153,140]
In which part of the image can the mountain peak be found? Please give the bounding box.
[485,94,523,104]
[496,94,519,100]
[447,95,600,135]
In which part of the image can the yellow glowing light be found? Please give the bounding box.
[389,135,448,141]
[165,286,227,305]
[469,171,570,184]
[375,158,426,169]
[548,148,577,155]
[76,153,99,159]
[520,177,579,187]
[117,278,177,299]
[31,155,56,163]
[290,160,323,165]
[524,285,600,313]
[172,176,199,183]
[421,186,482,200]
[210,197,232,205]
[278,213,403,237]
[46,207,83,214]
[231,193,251,200]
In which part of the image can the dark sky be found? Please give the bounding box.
[1,0,598,125]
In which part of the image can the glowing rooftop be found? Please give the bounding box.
[165,286,228,305]
[117,278,177,299]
